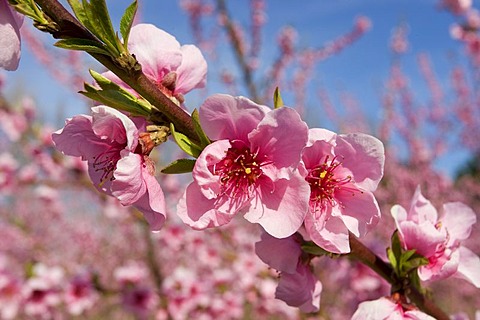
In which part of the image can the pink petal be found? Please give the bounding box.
[302,138,335,170]
[199,94,270,141]
[131,166,166,231]
[441,202,476,244]
[192,139,229,199]
[397,220,445,258]
[335,133,385,191]
[128,24,182,81]
[305,213,350,254]
[275,263,321,311]
[408,187,438,224]
[254,232,302,273]
[111,152,147,205]
[307,128,337,147]
[352,298,399,320]
[175,44,207,94]
[418,249,459,282]
[243,172,310,238]
[176,183,233,230]
[455,246,480,288]
[0,1,23,71]
[52,115,108,160]
[249,107,308,170]
[337,189,381,237]
[91,106,138,150]
[87,162,113,195]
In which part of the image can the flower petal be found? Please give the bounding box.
[128,24,182,81]
[408,186,438,224]
[111,152,147,205]
[0,1,23,71]
[175,44,207,94]
[335,133,385,191]
[176,182,233,230]
[243,172,309,238]
[199,94,270,141]
[249,107,308,170]
[441,202,476,245]
[397,220,445,258]
[455,246,480,288]
[91,106,138,150]
[305,213,350,254]
[351,298,399,320]
[254,232,302,273]
[337,189,380,237]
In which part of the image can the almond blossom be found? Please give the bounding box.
[177,94,310,238]
[352,296,435,320]
[52,105,166,231]
[255,231,322,312]
[102,23,207,102]
[0,0,23,71]
[301,128,385,253]
[391,187,480,287]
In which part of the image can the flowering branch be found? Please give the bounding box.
[32,0,200,143]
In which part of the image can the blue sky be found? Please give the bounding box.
[2,0,472,176]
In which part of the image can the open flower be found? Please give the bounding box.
[103,23,207,102]
[177,94,310,238]
[352,295,435,320]
[0,0,23,71]
[255,231,322,312]
[301,128,384,253]
[52,106,166,230]
[391,187,480,287]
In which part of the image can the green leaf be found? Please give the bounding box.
[54,38,109,55]
[191,109,211,148]
[83,0,119,54]
[301,241,330,256]
[170,124,203,158]
[391,230,402,261]
[67,0,90,28]
[387,247,398,271]
[273,87,284,109]
[120,0,138,48]
[161,159,196,174]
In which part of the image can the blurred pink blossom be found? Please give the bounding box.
[64,272,98,316]
[255,231,322,312]
[301,128,385,253]
[0,0,23,71]
[52,105,166,231]
[177,94,310,238]
[391,187,480,287]
[352,296,435,320]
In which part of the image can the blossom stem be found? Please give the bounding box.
[33,0,200,143]
[348,233,449,320]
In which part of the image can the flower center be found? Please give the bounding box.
[211,140,269,202]
[305,155,352,213]
[92,144,123,185]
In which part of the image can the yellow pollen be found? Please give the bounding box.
[245,168,252,174]
[319,171,327,179]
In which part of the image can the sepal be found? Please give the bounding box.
[161,159,196,174]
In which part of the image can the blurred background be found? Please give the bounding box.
[1,0,479,319]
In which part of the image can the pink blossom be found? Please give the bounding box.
[0,257,22,320]
[121,285,159,319]
[391,187,480,287]
[64,272,98,315]
[352,296,435,320]
[255,231,322,312]
[103,23,207,102]
[177,94,310,238]
[0,0,23,71]
[301,128,384,253]
[52,105,166,231]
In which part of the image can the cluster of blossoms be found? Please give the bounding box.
[2,1,480,319]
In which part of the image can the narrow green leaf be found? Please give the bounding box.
[170,124,203,158]
[391,230,402,261]
[387,247,398,271]
[400,249,417,264]
[120,0,138,48]
[67,0,89,28]
[191,109,211,148]
[273,87,284,109]
[82,0,120,55]
[54,39,109,55]
[161,159,196,174]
